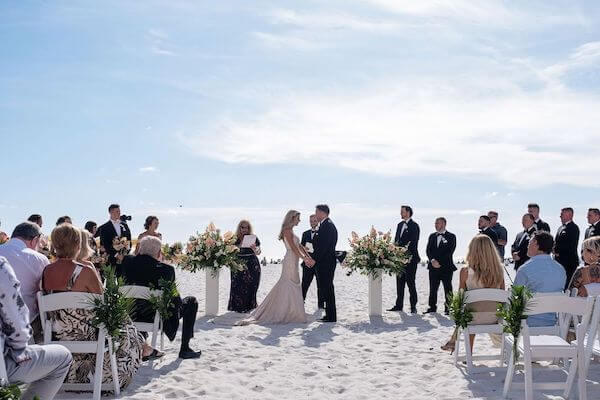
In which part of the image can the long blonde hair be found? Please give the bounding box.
[582,237,600,259]
[465,234,504,288]
[278,210,300,240]
[235,220,253,244]
[77,229,94,263]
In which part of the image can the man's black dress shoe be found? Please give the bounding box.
[319,317,336,323]
[423,308,436,314]
[387,306,403,312]
[410,307,417,314]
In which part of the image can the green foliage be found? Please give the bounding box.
[448,290,473,329]
[0,385,21,400]
[89,265,134,341]
[496,285,533,363]
[148,278,179,321]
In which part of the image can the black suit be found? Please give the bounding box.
[120,254,198,349]
[98,220,132,265]
[511,226,536,270]
[426,231,456,312]
[300,229,324,308]
[585,221,600,239]
[554,221,580,289]
[535,219,551,233]
[312,218,338,321]
[393,219,421,310]
[480,227,499,248]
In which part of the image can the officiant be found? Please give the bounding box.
[228,220,262,313]
[301,214,324,309]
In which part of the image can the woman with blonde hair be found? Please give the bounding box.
[76,229,96,270]
[238,210,313,325]
[228,220,262,313]
[568,236,600,296]
[441,234,505,353]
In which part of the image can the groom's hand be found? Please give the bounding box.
[305,258,316,268]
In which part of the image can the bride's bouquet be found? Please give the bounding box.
[345,227,411,278]
[179,222,246,275]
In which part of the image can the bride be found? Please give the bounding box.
[238,210,313,325]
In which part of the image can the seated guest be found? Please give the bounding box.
[568,237,600,296]
[441,235,505,353]
[0,230,8,244]
[42,224,143,389]
[511,213,536,270]
[0,221,49,339]
[120,236,202,359]
[514,231,566,327]
[228,220,262,313]
[1,256,73,400]
[84,221,98,252]
[135,215,162,255]
[76,229,97,270]
[55,215,72,225]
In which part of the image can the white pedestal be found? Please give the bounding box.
[368,272,383,316]
[205,268,220,316]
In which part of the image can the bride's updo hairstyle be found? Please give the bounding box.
[278,210,300,240]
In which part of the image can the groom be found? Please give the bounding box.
[307,204,338,322]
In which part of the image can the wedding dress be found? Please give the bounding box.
[238,233,307,324]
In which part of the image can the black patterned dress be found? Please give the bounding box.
[228,237,261,313]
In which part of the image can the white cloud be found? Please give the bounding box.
[139,166,158,173]
[179,79,600,188]
[541,41,600,87]
[253,31,327,50]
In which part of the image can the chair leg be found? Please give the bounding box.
[578,351,587,400]
[93,337,105,400]
[151,330,158,349]
[563,353,578,398]
[108,339,121,397]
[502,348,515,399]
[160,331,164,351]
[524,353,533,400]
[464,330,473,373]
[499,333,505,367]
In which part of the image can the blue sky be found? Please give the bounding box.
[1,0,599,259]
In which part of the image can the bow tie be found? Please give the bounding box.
[436,233,444,236]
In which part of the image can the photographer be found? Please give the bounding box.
[97,203,132,266]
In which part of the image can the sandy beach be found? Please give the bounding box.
[59,262,600,400]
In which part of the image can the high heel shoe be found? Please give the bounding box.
[441,340,455,354]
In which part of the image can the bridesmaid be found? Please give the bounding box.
[228,220,261,313]
[135,216,162,254]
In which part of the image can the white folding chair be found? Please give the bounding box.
[37,291,120,400]
[0,335,8,386]
[454,288,509,373]
[572,295,600,377]
[119,285,164,350]
[502,294,595,400]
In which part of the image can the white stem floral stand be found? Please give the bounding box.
[368,271,383,316]
[205,267,221,316]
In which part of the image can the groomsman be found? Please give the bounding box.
[585,208,600,239]
[478,215,499,248]
[511,213,536,270]
[388,205,420,313]
[301,214,324,309]
[488,211,508,259]
[424,217,456,315]
[553,207,580,289]
[98,203,132,266]
[311,205,338,323]
[527,203,551,232]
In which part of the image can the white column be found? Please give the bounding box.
[368,272,383,316]
[205,268,220,316]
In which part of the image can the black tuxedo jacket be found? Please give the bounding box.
[554,221,580,268]
[480,227,499,246]
[300,229,317,268]
[98,220,132,258]
[535,219,551,233]
[312,218,338,269]
[511,226,536,269]
[394,219,421,264]
[425,231,456,272]
[585,222,600,239]
[120,254,182,341]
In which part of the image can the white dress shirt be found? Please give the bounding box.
[0,238,49,320]
[111,219,122,237]
[436,230,447,247]
[400,218,411,238]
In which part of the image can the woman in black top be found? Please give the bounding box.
[228,220,261,313]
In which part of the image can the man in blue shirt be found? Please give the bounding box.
[513,231,566,327]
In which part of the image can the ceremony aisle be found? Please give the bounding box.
[61,264,600,399]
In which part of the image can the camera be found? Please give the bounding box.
[119,215,132,222]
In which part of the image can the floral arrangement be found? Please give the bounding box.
[179,222,245,275]
[345,227,411,278]
[448,289,474,342]
[112,237,131,264]
[91,246,110,268]
[88,265,134,344]
[161,242,184,265]
[149,278,179,321]
[496,285,533,362]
